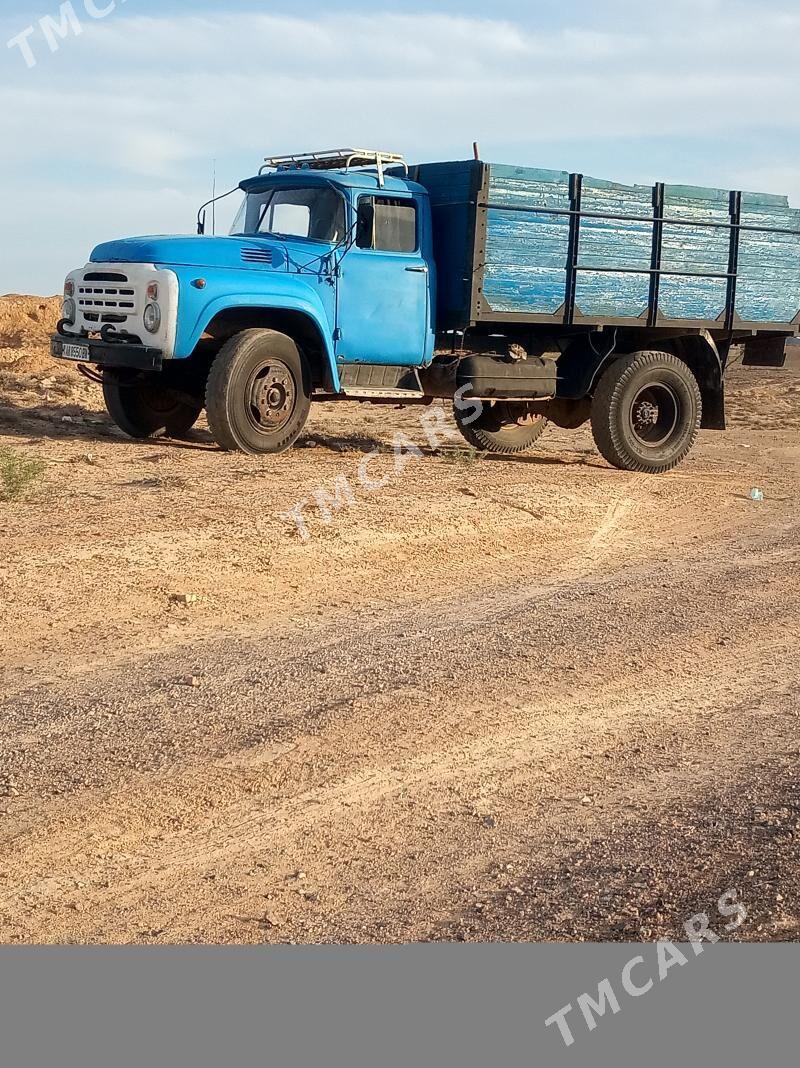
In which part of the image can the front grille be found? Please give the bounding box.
[82,312,129,324]
[78,275,138,324]
[83,271,129,283]
[241,247,273,264]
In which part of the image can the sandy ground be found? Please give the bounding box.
[0,306,798,943]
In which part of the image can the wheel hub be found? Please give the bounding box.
[629,384,679,448]
[633,399,659,429]
[140,383,183,417]
[496,402,539,428]
[248,363,295,432]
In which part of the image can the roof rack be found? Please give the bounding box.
[260,149,408,187]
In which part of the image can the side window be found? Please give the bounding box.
[357,197,418,253]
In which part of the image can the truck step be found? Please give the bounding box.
[338,363,422,391]
[332,363,427,402]
[339,385,427,401]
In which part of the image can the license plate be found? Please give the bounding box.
[61,343,91,362]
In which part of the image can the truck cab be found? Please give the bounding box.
[54,150,442,454]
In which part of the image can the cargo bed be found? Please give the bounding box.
[414,160,800,338]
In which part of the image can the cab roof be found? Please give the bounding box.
[239,168,427,198]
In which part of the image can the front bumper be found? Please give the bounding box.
[51,334,163,372]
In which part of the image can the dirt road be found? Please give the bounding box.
[1,332,799,943]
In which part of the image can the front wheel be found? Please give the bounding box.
[454,400,548,455]
[205,329,312,454]
[102,373,203,440]
[591,351,702,473]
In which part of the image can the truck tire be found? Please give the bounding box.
[205,329,312,454]
[102,372,203,440]
[591,351,702,473]
[454,401,548,455]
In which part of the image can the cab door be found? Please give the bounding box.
[335,194,432,367]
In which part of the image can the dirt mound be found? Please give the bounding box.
[0,294,61,374]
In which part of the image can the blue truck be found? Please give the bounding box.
[52,149,800,473]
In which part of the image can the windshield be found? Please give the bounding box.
[230,185,346,244]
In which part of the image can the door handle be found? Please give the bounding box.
[405,265,429,274]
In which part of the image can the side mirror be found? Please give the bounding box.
[356,200,375,249]
[197,210,206,236]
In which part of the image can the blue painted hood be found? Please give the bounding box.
[90,234,284,270]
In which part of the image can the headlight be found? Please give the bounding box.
[62,298,76,323]
[143,302,162,334]
[64,280,74,298]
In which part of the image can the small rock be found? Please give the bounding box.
[171,593,200,607]
[181,676,201,688]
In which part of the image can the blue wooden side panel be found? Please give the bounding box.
[414,160,480,324]
[738,192,800,323]
[659,184,730,321]
[481,163,800,326]
[484,165,571,314]
[574,177,652,317]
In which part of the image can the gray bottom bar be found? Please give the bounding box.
[0,946,797,1068]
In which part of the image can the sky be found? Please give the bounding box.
[2,0,800,294]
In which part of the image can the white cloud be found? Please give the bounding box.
[3,9,799,159]
[2,3,800,292]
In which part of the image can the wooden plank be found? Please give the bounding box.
[484,165,570,314]
[737,192,800,322]
[425,161,800,328]
[658,186,731,320]
[573,177,652,317]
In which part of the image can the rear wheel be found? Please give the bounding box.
[454,400,548,455]
[591,351,702,473]
[205,329,312,454]
[102,373,203,440]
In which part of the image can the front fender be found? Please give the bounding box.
[169,268,339,389]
